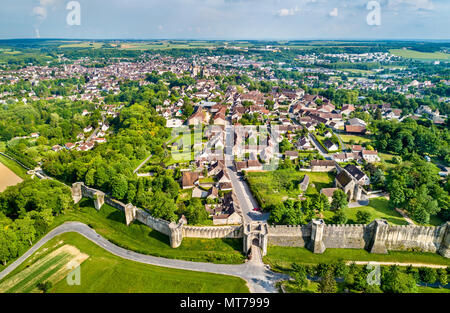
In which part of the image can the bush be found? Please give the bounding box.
[37,281,53,293]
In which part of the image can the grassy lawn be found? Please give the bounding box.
[417,286,450,293]
[0,154,29,179]
[246,170,335,208]
[264,246,450,270]
[339,134,372,145]
[50,199,246,264]
[322,198,408,226]
[0,233,249,293]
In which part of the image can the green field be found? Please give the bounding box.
[51,199,245,264]
[0,233,249,293]
[0,154,29,179]
[264,246,450,270]
[322,198,408,226]
[246,170,335,208]
[339,134,372,145]
[390,49,450,61]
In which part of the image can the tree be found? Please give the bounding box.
[332,210,348,225]
[381,266,418,293]
[331,189,348,210]
[313,193,330,213]
[419,267,437,287]
[37,281,53,293]
[356,210,372,224]
[437,268,448,287]
[111,174,128,200]
[318,269,337,293]
[291,263,309,291]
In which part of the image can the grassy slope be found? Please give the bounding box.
[264,246,450,270]
[322,198,408,226]
[52,199,245,264]
[0,232,249,293]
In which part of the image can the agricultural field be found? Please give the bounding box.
[0,159,24,192]
[246,169,335,208]
[52,200,246,264]
[264,246,450,270]
[322,198,408,226]
[390,49,450,61]
[0,233,249,293]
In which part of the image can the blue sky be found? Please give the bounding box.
[0,0,449,40]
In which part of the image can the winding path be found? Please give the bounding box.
[0,222,289,293]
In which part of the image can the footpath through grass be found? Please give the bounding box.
[264,246,450,270]
[0,232,249,293]
[51,199,246,264]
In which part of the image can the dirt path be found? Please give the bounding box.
[347,261,448,269]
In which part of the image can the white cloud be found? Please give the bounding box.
[277,6,300,17]
[329,7,338,17]
[32,6,47,20]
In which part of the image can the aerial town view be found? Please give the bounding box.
[0,0,449,309]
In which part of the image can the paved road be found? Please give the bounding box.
[0,222,289,293]
[226,165,268,223]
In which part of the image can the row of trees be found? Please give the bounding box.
[290,261,449,293]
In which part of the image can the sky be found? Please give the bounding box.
[0,0,449,40]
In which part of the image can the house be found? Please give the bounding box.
[213,113,227,126]
[92,137,107,144]
[341,104,355,116]
[333,152,355,163]
[310,160,336,172]
[345,125,366,134]
[348,118,367,127]
[52,145,63,152]
[65,143,76,150]
[187,108,209,125]
[101,124,110,132]
[362,150,380,163]
[182,172,200,189]
[217,169,231,184]
[285,150,299,160]
[344,164,370,185]
[83,126,93,133]
[192,187,208,198]
[30,133,39,138]
[296,137,312,150]
[320,187,338,202]
[207,187,219,199]
[323,139,338,152]
[323,131,333,138]
[208,160,225,176]
[166,119,183,128]
[335,170,363,201]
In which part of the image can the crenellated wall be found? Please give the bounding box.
[71,183,450,258]
[267,224,311,247]
[71,182,244,250]
[183,225,243,238]
[267,219,450,258]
